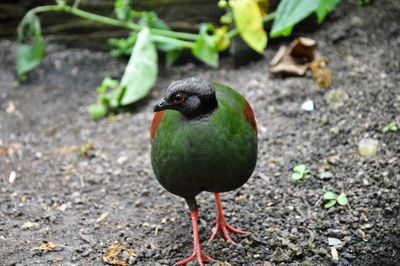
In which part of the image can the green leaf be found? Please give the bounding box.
[324,199,336,208]
[55,0,66,6]
[323,191,336,200]
[166,48,183,68]
[114,0,132,21]
[139,11,169,30]
[294,164,307,174]
[109,32,137,57]
[291,172,303,181]
[382,122,398,133]
[119,28,158,105]
[192,24,218,67]
[16,40,45,81]
[337,193,349,206]
[88,104,108,119]
[230,0,267,53]
[96,77,119,94]
[316,0,341,24]
[16,12,45,81]
[271,0,320,38]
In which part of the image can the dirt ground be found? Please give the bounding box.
[0,1,399,265]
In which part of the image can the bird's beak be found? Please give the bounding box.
[154,98,167,112]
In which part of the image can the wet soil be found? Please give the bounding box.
[0,1,399,265]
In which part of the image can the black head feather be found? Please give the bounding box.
[154,77,218,119]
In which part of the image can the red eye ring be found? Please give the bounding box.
[173,93,185,104]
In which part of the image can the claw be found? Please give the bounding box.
[208,193,247,244]
[177,210,215,265]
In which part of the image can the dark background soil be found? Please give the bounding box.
[0,1,399,265]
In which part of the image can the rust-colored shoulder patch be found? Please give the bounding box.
[243,100,257,135]
[150,111,164,140]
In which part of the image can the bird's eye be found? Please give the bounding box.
[173,93,185,104]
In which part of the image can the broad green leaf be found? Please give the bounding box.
[294,164,306,174]
[16,40,45,81]
[230,0,267,53]
[324,199,336,208]
[114,0,132,21]
[323,191,336,200]
[119,28,158,105]
[316,0,341,23]
[16,12,45,81]
[192,24,218,67]
[271,0,320,38]
[291,172,303,181]
[337,193,349,206]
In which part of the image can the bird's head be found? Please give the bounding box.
[154,77,218,119]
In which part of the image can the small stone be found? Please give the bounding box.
[331,246,339,262]
[325,89,348,108]
[328,237,342,246]
[358,138,379,157]
[117,156,128,165]
[301,99,314,112]
[271,247,290,262]
[8,171,16,184]
[319,171,333,180]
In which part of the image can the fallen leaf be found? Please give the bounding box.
[270,45,308,76]
[103,244,137,266]
[309,58,333,88]
[290,37,317,60]
[33,241,57,252]
[270,37,318,76]
[270,37,334,88]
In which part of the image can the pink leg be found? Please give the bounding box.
[208,193,247,245]
[176,210,215,266]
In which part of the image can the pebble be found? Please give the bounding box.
[358,138,379,157]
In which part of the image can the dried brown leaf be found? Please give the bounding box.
[309,58,334,88]
[103,244,137,266]
[290,37,317,60]
[270,37,333,81]
[270,38,317,76]
[33,241,57,252]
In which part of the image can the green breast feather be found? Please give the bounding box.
[151,83,257,198]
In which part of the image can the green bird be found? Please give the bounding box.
[150,77,258,265]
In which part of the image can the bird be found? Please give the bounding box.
[150,77,258,265]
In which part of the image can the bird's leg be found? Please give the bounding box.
[176,209,215,266]
[208,192,246,244]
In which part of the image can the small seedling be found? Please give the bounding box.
[323,191,349,208]
[382,122,398,133]
[291,164,311,183]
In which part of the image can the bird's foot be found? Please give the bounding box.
[208,217,246,244]
[175,249,215,266]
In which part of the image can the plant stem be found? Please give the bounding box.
[152,35,194,49]
[226,12,276,40]
[28,5,199,42]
